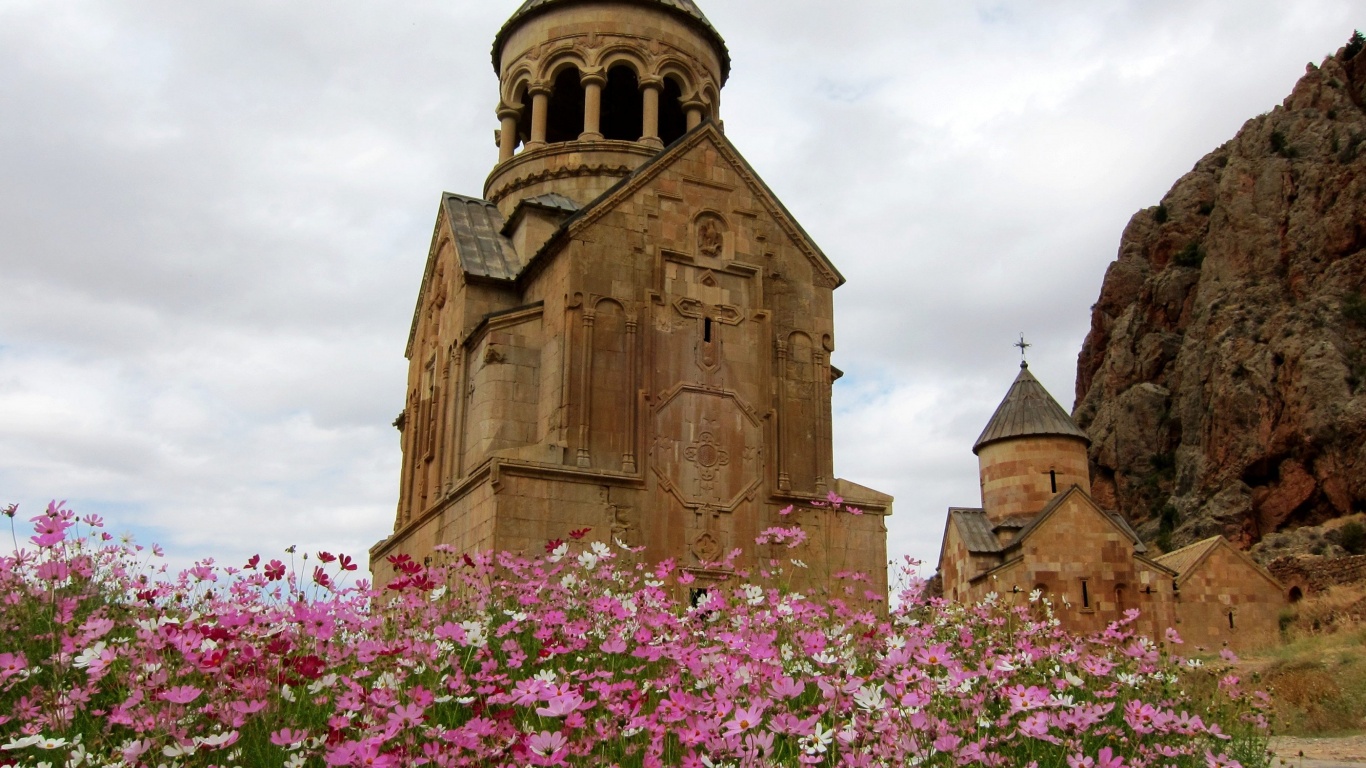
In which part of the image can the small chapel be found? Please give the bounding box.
[371,0,891,597]
[936,359,1287,650]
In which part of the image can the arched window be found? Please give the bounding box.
[546,67,585,144]
[601,65,643,141]
[659,76,688,144]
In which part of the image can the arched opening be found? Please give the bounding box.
[515,85,532,147]
[546,67,585,144]
[1289,585,1304,603]
[659,76,687,145]
[601,65,643,141]
[1115,584,1129,612]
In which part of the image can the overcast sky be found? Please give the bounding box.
[1,0,1360,577]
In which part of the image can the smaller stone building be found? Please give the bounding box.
[936,362,1286,650]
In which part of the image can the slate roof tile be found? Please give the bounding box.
[973,363,1091,453]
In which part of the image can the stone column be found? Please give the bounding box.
[623,313,639,474]
[497,105,521,163]
[775,338,791,492]
[577,310,597,468]
[527,83,551,149]
[640,78,664,148]
[684,99,707,130]
[580,71,605,141]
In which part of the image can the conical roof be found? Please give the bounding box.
[492,0,730,82]
[972,363,1090,454]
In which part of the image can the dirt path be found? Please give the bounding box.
[1270,735,1366,766]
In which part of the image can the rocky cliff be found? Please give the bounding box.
[1075,33,1366,555]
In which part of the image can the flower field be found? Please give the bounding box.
[0,500,1269,767]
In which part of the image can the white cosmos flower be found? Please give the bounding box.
[72,642,107,670]
[853,684,884,711]
[162,742,195,758]
[307,674,339,694]
[195,731,237,748]
[2,735,44,750]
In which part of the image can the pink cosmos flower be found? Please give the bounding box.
[159,686,203,705]
[1016,712,1051,740]
[723,704,764,735]
[932,733,962,753]
[536,691,585,717]
[771,676,805,699]
[388,703,425,728]
[1096,747,1126,768]
[1205,751,1242,768]
[529,730,567,757]
[0,652,27,679]
[30,512,69,548]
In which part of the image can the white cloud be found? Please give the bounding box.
[1,0,1360,574]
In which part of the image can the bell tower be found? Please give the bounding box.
[974,362,1092,522]
[486,0,729,216]
[372,0,892,600]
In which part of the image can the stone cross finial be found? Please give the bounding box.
[1015,333,1031,367]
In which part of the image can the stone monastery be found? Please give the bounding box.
[370,0,892,598]
[936,361,1287,650]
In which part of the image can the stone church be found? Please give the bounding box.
[936,361,1287,650]
[370,0,892,598]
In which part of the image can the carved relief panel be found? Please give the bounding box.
[650,386,762,511]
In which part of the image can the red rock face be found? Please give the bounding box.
[1074,34,1366,554]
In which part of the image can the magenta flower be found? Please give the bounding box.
[529,730,567,756]
[723,703,764,735]
[536,691,586,717]
[159,686,203,704]
[1205,751,1242,768]
[388,703,424,727]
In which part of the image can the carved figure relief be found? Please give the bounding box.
[697,218,724,258]
[432,262,448,310]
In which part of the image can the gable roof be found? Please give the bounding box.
[1156,536,1283,588]
[444,194,524,280]
[524,120,845,289]
[405,193,525,358]
[973,362,1091,454]
[493,0,730,83]
[1155,536,1221,577]
[947,508,1003,554]
[1006,486,1147,555]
